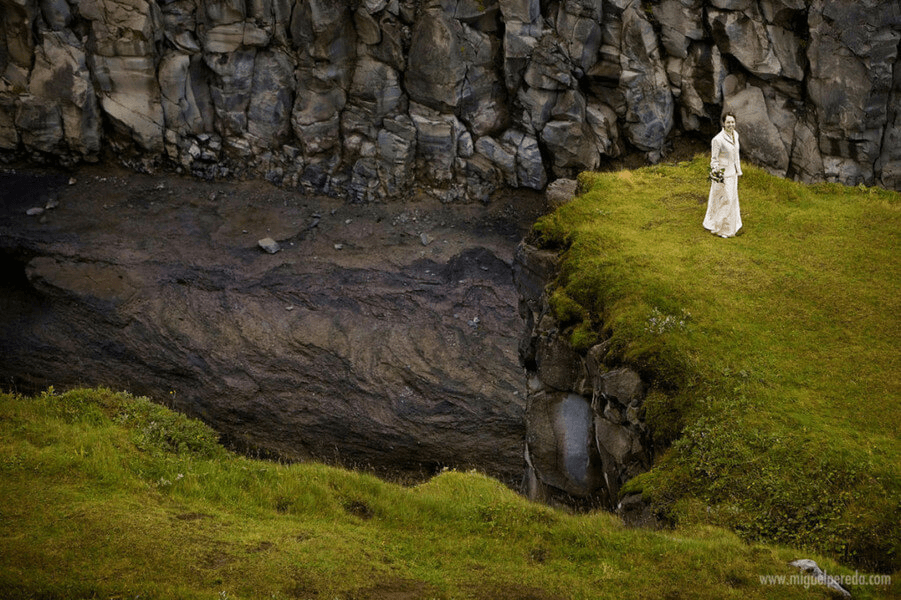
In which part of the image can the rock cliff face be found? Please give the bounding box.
[513,239,653,513]
[2,0,899,197]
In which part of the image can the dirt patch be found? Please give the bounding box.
[466,582,567,600]
[342,498,375,520]
[344,577,443,600]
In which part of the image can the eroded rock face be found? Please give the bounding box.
[0,165,549,483]
[513,241,653,510]
[1,0,899,194]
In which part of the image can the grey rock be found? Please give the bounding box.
[535,333,588,392]
[595,417,641,465]
[555,5,602,72]
[807,0,899,186]
[679,43,726,129]
[15,98,63,154]
[725,86,789,176]
[653,0,705,59]
[545,178,578,209]
[499,0,540,23]
[354,7,382,45]
[475,135,517,186]
[257,237,281,253]
[617,492,659,528]
[708,6,782,79]
[3,0,901,199]
[411,107,459,183]
[526,390,605,498]
[516,242,651,508]
[26,31,101,157]
[92,54,165,152]
[406,7,467,111]
[159,53,214,136]
[597,368,645,406]
[619,6,674,153]
[789,118,825,184]
[788,559,851,598]
[377,115,417,197]
[512,241,560,317]
[247,50,295,145]
[505,129,546,190]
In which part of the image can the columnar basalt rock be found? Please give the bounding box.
[1,0,899,194]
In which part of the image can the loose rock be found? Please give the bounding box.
[258,237,281,254]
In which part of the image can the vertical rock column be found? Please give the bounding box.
[81,0,165,153]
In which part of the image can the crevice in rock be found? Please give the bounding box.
[513,235,656,521]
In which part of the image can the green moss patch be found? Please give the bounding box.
[531,157,900,573]
[4,387,896,598]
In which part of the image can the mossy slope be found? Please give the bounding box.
[3,388,895,599]
[531,157,900,573]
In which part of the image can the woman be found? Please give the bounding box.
[703,113,743,238]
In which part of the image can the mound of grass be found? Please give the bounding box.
[531,157,900,573]
[3,387,896,599]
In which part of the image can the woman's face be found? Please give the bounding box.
[724,116,736,134]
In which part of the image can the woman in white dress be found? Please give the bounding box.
[703,113,743,238]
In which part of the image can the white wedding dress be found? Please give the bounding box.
[703,129,743,238]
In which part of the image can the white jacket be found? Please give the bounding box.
[711,129,742,177]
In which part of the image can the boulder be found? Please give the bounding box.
[504,129,546,190]
[679,42,726,128]
[204,49,256,137]
[1,0,38,70]
[15,97,64,154]
[376,115,417,197]
[247,50,295,145]
[806,0,899,185]
[159,52,214,136]
[91,55,166,152]
[555,0,603,72]
[787,118,824,184]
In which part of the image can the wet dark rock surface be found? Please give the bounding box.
[0,164,548,484]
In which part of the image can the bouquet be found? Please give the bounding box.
[708,166,725,184]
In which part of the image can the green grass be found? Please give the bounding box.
[531,157,900,573]
[3,388,896,599]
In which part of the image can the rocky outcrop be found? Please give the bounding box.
[2,0,899,197]
[0,165,548,483]
[513,238,653,511]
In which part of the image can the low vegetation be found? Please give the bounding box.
[532,156,900,574]
[2,158,897,598]
[2,387,895,599]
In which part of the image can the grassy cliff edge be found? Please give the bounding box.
[1,158,898,598]
[531,156,900,573]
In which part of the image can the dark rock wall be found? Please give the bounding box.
[1,0,899,199]
[513,240,652,510]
